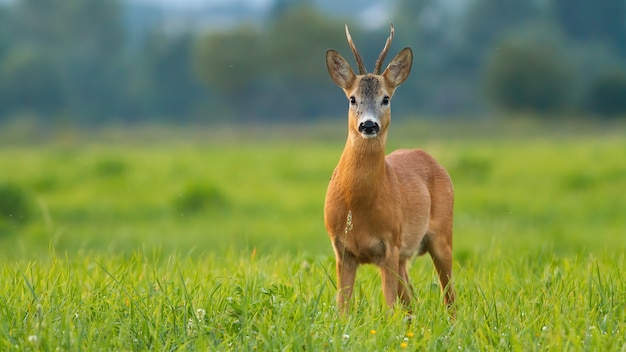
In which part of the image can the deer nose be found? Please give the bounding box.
[358,120,380,135]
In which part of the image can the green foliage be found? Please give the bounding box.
[1,0,626,121]
[450,154,492,183]
[585,68,626,117]
[194,26,266,95]
[193,6,348,120]
[484,38,573,113]
[462,0,541,52]
[93,157,129,178]
[0,183,33,234]
[0,0,126,121]
[136,33,209,120]
[0,45,63,114]
[552,0,626,52]
[172,183,228,215]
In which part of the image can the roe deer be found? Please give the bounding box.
[324,24,455,314]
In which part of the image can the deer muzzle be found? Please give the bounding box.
[358,119,380,137]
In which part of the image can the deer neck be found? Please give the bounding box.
[336,133,388,205]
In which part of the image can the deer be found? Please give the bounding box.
[324,24,456,315]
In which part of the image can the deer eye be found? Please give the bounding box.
[382,96,390,106]
[349,96,356,105]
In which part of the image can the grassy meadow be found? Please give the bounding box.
[0,119,625,350]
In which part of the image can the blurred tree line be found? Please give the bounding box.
[0,0,625,125]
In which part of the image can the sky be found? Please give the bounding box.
[128,0,272,9]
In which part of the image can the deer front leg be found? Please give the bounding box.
[380,248,400,308]
[335,251,358,314]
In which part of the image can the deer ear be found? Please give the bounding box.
[326,49,356,89]
[383,47,412,89]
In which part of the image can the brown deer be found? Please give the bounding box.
[324,24,455,314]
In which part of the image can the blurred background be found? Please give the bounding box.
[1,0,625,260]
[0,0,625,126]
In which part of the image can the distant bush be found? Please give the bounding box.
[485,38,574,114]
[173,183,228,215]
[0,183,33,234]
[585,69,626,118]
[93,158,128,177]
[451,155,492,183]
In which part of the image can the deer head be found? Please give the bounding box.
[326,24,413,141]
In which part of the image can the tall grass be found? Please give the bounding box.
[2,249,624,350]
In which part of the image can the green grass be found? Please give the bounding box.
[2,249,624,350]
[1,120,625,350]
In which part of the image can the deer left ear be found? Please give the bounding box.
[383,47,412,89]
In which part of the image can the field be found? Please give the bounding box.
[1,120,625,350]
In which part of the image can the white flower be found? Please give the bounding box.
[187,318,196,335]
[196,308,206,321]
[28,335,38,344]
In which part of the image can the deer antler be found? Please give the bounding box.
[345,25,367,75]
[374,23,394,75]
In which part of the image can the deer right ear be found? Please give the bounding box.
[326,49,356,90]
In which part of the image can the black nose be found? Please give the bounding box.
[358,120,380,134]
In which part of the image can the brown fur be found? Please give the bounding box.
[324,26,455,315]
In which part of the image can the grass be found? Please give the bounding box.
[3,249,624,350]
[0,119,625,350]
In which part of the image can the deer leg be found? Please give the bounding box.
[427,181,456,312]
[380,248,400,308]
[335,251,358,314]
[426,233,456,310]
[397,258,415,307]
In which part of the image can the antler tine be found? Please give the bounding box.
[345,25,367,75]
[373,23,395,75]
